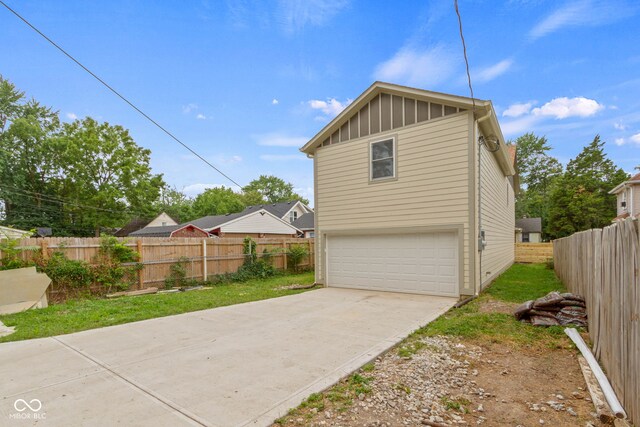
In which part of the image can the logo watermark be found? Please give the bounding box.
[9,398,46,420]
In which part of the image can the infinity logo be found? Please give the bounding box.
[13,399,42,412]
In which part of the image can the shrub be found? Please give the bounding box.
[0,238,33,270]
[91,236,141,293]
[40,251,92,289]
[287,244,309,272]
[165,257,190,289]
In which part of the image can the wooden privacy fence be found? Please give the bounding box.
[553,218,639,426]
[515,242,553,263]
[4,237,315,288]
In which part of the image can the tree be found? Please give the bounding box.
[547,135,628,239]
[192,186,245,218]
[242,175,309,205]
[56,117,164,236]
[0,77,64,231]
[511,133,563,238]
[155,185,194,223]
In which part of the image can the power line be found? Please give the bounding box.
[0,0,243,188]
[454,0,476,115]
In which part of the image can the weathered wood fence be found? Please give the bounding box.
[515,242,553,263]
[3,237,315,289]
[553,218,639,426]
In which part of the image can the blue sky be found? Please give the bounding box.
[2,0,639,204]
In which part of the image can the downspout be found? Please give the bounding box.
[475,110,492,292]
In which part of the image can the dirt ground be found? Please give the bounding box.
[274,299,604,427]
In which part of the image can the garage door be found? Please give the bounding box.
[326,232,459,296]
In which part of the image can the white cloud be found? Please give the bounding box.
[196,113,207,120]
[254,132,309,147]
[182,103,198,114]
[373,45,458,88]
[500,115,541,137]
[66,112,78,120]
[614,122,628,130]
[475,59,514,83]
[502,102,534,118]
[259,154,307,161]
[307,98,351,118]
[631,133,640,145]
[272,99,279,105]
[614,138,626,146]
[528,0,636,40]
[531,97,603,119]
[278,0,350,33]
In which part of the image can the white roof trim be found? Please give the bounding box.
[609,180,640,194]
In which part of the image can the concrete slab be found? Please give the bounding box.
[0,288,456,427]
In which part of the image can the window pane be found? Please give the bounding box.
[372,140,393,160]
[372,158,394,179]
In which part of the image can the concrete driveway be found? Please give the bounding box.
[0,288,456,427]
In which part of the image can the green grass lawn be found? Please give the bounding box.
[407,263,570,351]
[0,272,315,343]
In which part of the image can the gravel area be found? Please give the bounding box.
[276,335,602,427]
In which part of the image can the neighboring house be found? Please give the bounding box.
[609,172,640,221]
[0,225,32,239]
[114,212,179,237]
[292,213,315,238]
[129,224,209,238]
[188,209,300,238]
[515,218,542,243]
[241,200,313,224]
[130,209,301,238]
[300,81,516,297]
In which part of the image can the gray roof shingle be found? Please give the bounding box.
[516,218,542,233]
[129,225,183,237]
[292,213,314,230]
[241,201,304,219]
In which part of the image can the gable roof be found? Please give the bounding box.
[183,209,302,234]
[241,200,310,219]
[609,172,640,194]
[516,218,542,233]
[292,212,314,230]
[114,212,179,237]
[129,223,209,238]
[300,81,515,176]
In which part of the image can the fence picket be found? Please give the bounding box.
[553,218,638,426]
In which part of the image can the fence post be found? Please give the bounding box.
[137,239,144,289]
[41,240,49,260]
[202,238,207,281]
[282,241,288,271]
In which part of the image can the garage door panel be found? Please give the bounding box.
[327,233,459,297]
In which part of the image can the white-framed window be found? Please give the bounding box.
[289,211,298,223]
[370,137,396,180]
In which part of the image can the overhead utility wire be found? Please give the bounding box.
[454,0,477,115]
[0,1,242,188]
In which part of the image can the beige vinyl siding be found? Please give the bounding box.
[221,212,299,235]
[633,186,640,216]
[478,134,515,287]
[146,212,178,228]
[314,113,472,294]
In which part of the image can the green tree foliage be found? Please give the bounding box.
[547,135,628,239]
[0,77,64,231]
[242,175,309,205]
[511,133,563,238]
[56,118,164,236]
[192,186,245,218]
[154,185,194,223]
[0,76,166,236]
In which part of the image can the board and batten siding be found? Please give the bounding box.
[478,131,515,286]
[314,112,473,294]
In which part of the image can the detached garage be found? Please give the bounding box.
[300,82,517,297]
